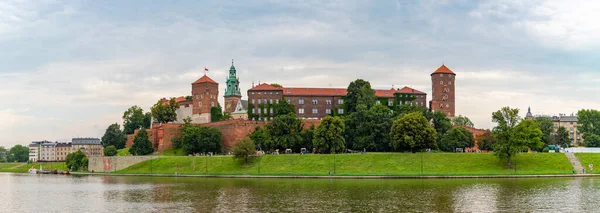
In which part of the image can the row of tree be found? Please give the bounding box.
[0,145,29,162]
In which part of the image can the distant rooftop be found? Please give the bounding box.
[72,138,101,145]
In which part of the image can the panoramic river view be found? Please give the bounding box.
[2,173,600,212]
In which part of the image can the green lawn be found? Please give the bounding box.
[0,162,67,173]
[158,148,187,156]
[117,152,573,176]
[574,153,600,174]
[117,148,130,156]
[0,163,22,169]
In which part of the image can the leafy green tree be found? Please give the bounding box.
[172,124,222,154]
[389,112,437,152]
[346,104,393,151]
[273,97,296,117]
[211,105,224,122]
[123,105,151,134]
[534,117,554,147]
[452,115,474,128]
[298,125,316,151]
[185,95,193,101]
[429,110,452,136]
[345,79,376,113]
[233,137,256,163]
[150,98,180,124]
[392,104,427,118]
[144,112,152,127]
[554,126,570,147]
[578,109,600,147]
[313,116,345,153]
[101,123,127,149]
[439,126,474,152]
[249,126,269,150]
[7,145,29,162]
[476,130,494,151]
[0,146,7,162]
[104,145,117,156]
[65,150,88,171]
[130,128,154,155]
[270,83,283,88]
[492,107,542,167]
[265,113,304,150]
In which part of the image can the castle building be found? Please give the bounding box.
[224,60,242,114]
[247,84,427,120]
[430,64,456,117]
[191,74,219,123]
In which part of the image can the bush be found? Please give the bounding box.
[104,145,117,156]
[131,128,154,155]
[233,137,256,163]
[66,150,88,171]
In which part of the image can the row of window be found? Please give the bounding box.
[198,101,216,107]
[251,91,281,95]
[251,98,344,105]
[252,99,280,105]
[195,94,216,99]
[298,108,344,114]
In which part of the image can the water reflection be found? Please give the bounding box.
[2,173,600,212]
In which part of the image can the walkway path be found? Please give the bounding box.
[565,152,584,174]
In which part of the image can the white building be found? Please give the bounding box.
[40,142,57,162]
[28,140,52,162]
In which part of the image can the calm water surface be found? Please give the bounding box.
[1,173,600,212]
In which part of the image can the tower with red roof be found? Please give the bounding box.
[192,74,219,116]
[430,64,456,117]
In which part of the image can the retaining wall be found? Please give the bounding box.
[88,156,159,172]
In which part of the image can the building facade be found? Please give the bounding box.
[247,84,427,120]
[191,74,219,123]
[72,138,104,158]
[40,142,57,162]
[55,143,71,161]
[430,64,456,117]
[224,60,242,114]
[551,114,584,146]
[28,140,52,162]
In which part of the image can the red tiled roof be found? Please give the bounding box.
[374,89,396,98]
[284,87,347,96]
[249,83,284,91]
[397,86,426,95]
[192,75,218,84]
[431,64,455,75]
[174,96,186,103]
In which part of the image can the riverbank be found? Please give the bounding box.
[114,153,574,176]
[0,162,67,173]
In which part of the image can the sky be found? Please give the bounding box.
[2,0,600,147]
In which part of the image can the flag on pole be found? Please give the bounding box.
[204,67,209,72]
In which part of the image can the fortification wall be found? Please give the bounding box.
[88,156,160,172]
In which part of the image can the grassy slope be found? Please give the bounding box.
[117,148,130,156]
[0,163,21,169]
[574,153,600,174]
[118,153,573,176]
[0,162,67,173]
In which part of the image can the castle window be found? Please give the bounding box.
[270,99,273,104]
[338,108,344,114]
[258,92,261,95]
[256,108,260,114]
[312,108,318,114]
[388,100,393,106]
[326,99,332,105]
[252,92,255,95]
[312,99,318,104]
[376,100,380,105]
[252,99,255,104]
[287,99,291,103]
[211,102,215,107]
[440,81,443,85]
[270,92,273,95]
[199,101,202,106]
[326,109,331,114]
[449,81,452,85]
[338,99,343,104]
[299,108,305,114]
[258,99,261,104]
[270,108,274,114]
[276,92,280,94]
[201,94,204,99]
[263,99,267,104]
[299,99,304,104]
[276,99,279,104]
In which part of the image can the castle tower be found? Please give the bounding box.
[525,107,534,120]
[192,74,219,116]
[223,60,242,113]
[430,64,456,117]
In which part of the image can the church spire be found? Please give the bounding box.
[224,59,241,97]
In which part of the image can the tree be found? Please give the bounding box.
[578,109,600,147]
[249,126,269,151]
[123,105,151,134]
[65,150,88,171]
[452,115,474,128]
[298,125,316,151]
[7,145,29,162]
[265,113,304,150]
[346,104,393,152]
[534,117,554,147]
[104,145,117,156]
[345,79,376,113]
[313,116,345,153]
[476,130,494,151]
[439,126,474,152]
[428,110,452,136]
[211,105,224,122]
[173,124,222,155]
[389,112,437,152]
[273,97,296,116]
[150,98,179,124]
[101,123,127,149]
[233,137,256,163]
[0,146,7,162]
[130,128,154,155]
[492,107,542,167]
[270,83,283,88]
[554,126,570,147]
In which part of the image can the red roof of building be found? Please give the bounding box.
[375,88,396,98]
[284,87,348,96]
[249,83,284,91]
[431,64,455,75]
[192,75,218,84]
[397,86,427,95]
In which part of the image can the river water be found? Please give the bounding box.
[1,173,599,212]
